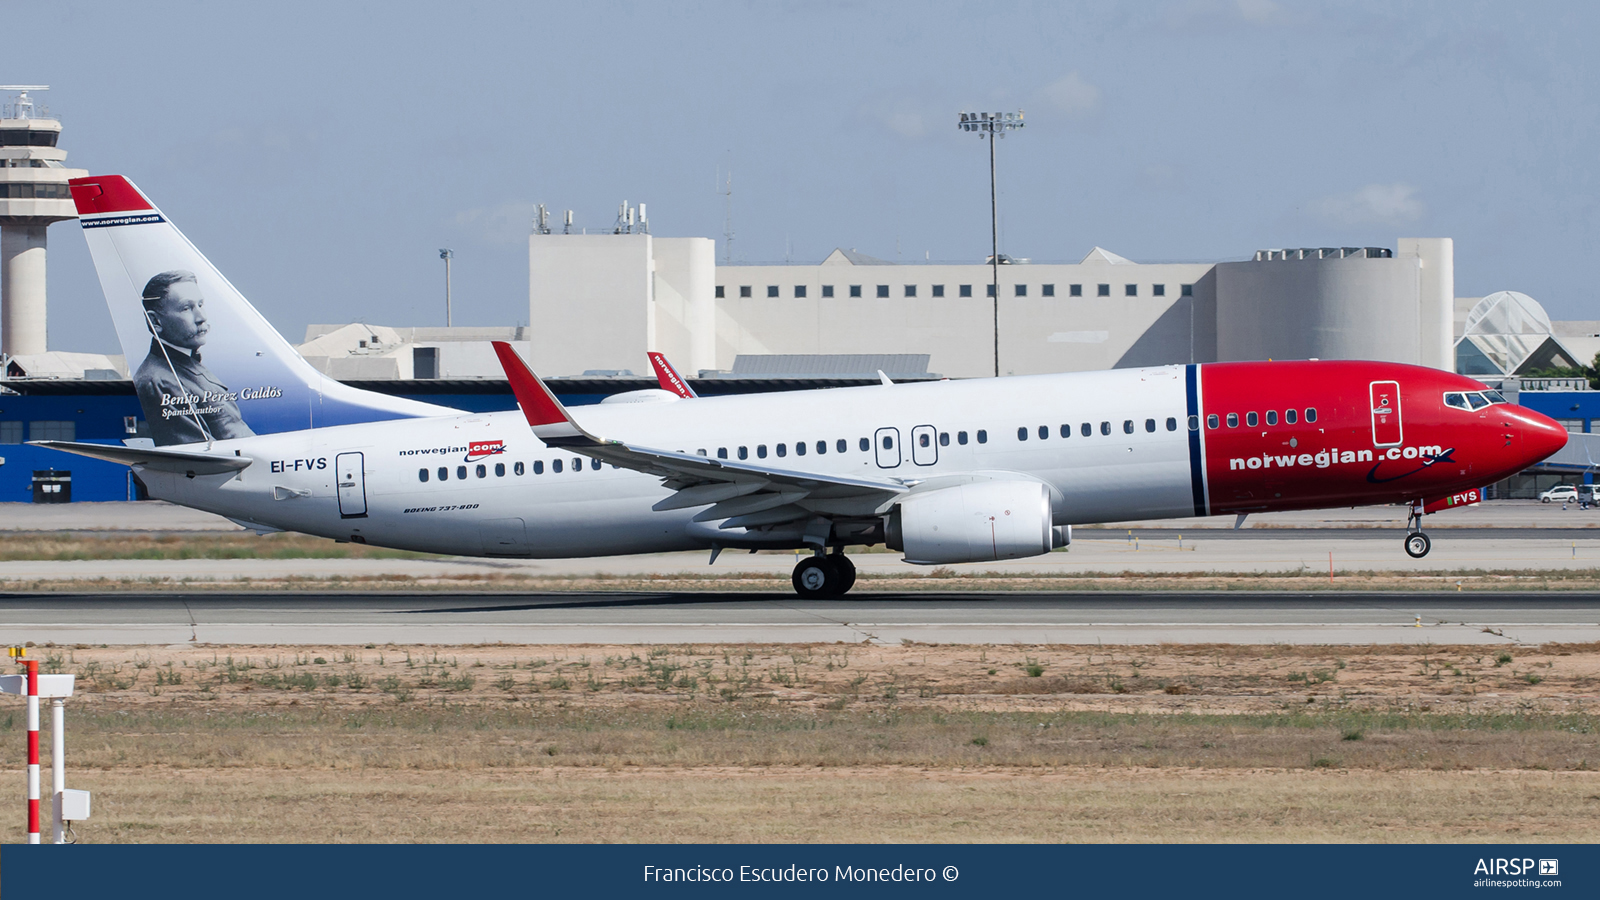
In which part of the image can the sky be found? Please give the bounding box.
[9,0,1600,355]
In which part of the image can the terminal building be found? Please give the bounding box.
[0,107,1595,501]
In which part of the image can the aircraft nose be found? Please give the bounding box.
[1518,408,1570,465]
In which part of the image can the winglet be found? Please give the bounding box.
[491,341,601,445]
[648,351,698,398]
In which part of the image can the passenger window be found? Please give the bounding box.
[1145,418,1156,433]
[939,432,949,446]
[776,443,787,457]
[757,445,768,458]
[1081,423,1091,437]
[1285,409,1297,424]
[957,431,968,445]
[1226,413,1238,427]
[456,466,467,480]
[590,458,600,470]
[1245,412,1258,427]
[1207,414,1219,429]
[1265,410,1277,426]
[1467,393,1489,410]
[696,449,707,456]
[1305,408,1317,423]
[817,441,827,455]
[795,441,806,456]
[1167,417,1178,432]
[1101,422,1111,435]
[1017,427,1028,441]
[552,459,563,473]
[418,468,429,483]
[1038,425,1048,440]
[495,463,505,477]
[977,430,988,444]
[881,435,893,450]
[837,439,847,453]
[859,438,870,451]
[572,457,582,472]
[1123,420,1134,434]
[919,432,931,447]
[1443,392,1468,410]
[738,446,748,460]
[533,460,543,474]
[717,448,728,459]
[514,461,525,475]
[1187,415,1199,431]
[1060,424,1070,438]
[476,464,487,478]
[437,467,448,481]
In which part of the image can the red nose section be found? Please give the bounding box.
[1519,408,1570,466]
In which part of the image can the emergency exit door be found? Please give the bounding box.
[1369,381,1403,447]
[336,452,368,518]
[874,427,901,468]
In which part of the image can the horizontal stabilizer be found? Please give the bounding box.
[29,440,252,476]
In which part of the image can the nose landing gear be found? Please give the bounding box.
[791,550,856,599]
[1403,503,1431,558]
[1404,531,1431,558]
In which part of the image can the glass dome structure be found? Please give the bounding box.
[1455,291,1581,376]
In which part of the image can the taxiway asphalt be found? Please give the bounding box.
[1,591,1596,646]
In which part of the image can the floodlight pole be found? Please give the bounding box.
[958,110,1024,378]
[988,132,998,378]
[439,249,454,327]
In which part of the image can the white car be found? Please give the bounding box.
[1540,485,1579,503]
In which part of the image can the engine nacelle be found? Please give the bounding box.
[886,480,1054,565]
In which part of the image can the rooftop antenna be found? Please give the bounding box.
[0,86,49,120]
[717,165,734,263]
[563,210,573,234]
[533,204,550,235]
[638,202,648,235]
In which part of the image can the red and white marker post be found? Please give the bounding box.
[24,656,39,844]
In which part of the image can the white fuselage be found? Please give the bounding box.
[141,367,1197,558]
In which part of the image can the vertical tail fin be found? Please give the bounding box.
[69,175,454,445]
[647,351,698,398]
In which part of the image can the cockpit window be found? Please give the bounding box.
[1448,389,1508,410]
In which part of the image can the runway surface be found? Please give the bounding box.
[1,591,1597,645]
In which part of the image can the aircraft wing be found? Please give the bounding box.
[28,440,253,476]
[492,342,906,526]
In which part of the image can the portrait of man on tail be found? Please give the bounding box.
[133,270,255,445]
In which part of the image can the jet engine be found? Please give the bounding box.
[885,480,1057,565]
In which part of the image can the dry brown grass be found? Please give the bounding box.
[0,641,1594,843]
[33,767,1600,844]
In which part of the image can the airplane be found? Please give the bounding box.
[32,174,1570,598]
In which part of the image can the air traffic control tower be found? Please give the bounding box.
[0,87,87,357]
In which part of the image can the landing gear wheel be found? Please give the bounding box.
[792,556,843,599]
[829,553,856,594]
[1404,532,1432,559]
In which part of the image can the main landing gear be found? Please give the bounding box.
[1404,504,1431,559]
[792,550,857,599]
